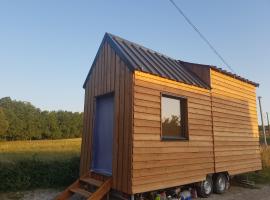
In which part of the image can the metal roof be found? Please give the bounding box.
[179,60,259,87]
[210,66,259,87]
[83,33,259,88]
[107,33,210,89]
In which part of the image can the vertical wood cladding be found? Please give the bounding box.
[211,69,262,175]
[80,42,133,194]
[132,71,214,193]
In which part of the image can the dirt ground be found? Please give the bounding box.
[1,185,270,200]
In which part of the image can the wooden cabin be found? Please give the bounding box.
[56,33,262,200]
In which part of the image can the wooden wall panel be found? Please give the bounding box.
[80,42,133,194]
[132,71,215,193]
[211,69,262,175]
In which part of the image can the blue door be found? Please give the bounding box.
[92,94,114,175]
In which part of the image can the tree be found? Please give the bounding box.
[162,115,181,137]
[0,97,83,141]
[0,108,9,139]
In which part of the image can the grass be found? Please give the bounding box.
[1,137,270,191]
[0,138,82,191]
[0,138,81,162]
[246,147,270,184]
[261,146,270,167]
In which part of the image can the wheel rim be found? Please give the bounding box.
[217,176,226,191]
[204,179,212,194]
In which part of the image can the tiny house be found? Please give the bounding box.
[57,33,262,199]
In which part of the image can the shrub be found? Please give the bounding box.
[0,156,80,191]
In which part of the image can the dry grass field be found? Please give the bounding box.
[244,147,270,185]
[0,138,269,200]
[261,146,270,167]
[0,137,269,194]
[0,138,81,162]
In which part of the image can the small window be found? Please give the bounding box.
[161,94,188,140]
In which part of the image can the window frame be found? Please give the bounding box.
[160,92,189,141]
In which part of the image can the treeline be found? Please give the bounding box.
[0,97,83,141]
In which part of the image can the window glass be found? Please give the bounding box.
[161,95,188,139]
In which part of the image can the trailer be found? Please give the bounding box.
[56,33,262,199]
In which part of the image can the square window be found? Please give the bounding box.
[161,94,188,140]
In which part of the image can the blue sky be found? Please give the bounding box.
[0,1,269,123]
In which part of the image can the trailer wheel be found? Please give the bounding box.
[197,175,213,198]
[213,173,228,194]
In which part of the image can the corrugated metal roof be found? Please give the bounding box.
[107,33,210,89]
[83,33,259,88]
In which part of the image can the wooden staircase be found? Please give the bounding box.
[55,172,112,200]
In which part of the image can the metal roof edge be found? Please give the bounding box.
[209,66,259,87]
[106,33,137,72]
[83,33,259,89]
[107,33,179,63]
[83,33,109,89]
[83,33,136,89]
[178,60,259,87]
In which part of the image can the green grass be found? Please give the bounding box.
[0,139,81,191]
[248,168,270,184]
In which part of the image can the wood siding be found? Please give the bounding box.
[80,42,133,194]
[132,71,215,193]
[211,69,262,175]
[81,40,261,195]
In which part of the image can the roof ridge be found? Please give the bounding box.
[107,33,180,63]
[108,33,210,88]
[84,33,258,89]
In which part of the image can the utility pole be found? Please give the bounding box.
[258,96,267,146]
[267,112,270,136]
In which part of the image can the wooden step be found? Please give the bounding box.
[80,177,103,187]
[69,188,92,198]
[55,172,112,200]
[88,178,112,200]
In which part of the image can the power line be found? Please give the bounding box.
[168,0,235,73]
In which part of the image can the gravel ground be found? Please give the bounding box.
[1,185,270,200]
[0,189,60,200]
[198,185,270,200]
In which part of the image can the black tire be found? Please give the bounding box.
[197,175,213,198]
[213,173,228,194]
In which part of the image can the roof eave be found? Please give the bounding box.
[210,66,259,87]
[83,33,109,89]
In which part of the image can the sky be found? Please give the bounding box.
[0,1,269,123]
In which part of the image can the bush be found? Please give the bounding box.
[0,156,80,191]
